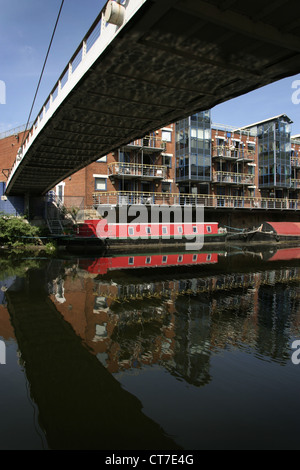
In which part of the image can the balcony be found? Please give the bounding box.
[122,136,166,153]
[213,171,255,185]
[291,179,300,189]
[108,162,167,180]
[291,157,300,168]
[212,146,255,162]
[93,191,300,211]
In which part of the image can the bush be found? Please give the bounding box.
[0,215,41,246]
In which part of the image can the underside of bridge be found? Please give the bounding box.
[6,0,300,195]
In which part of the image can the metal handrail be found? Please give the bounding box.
[108,161,167,178]
[92,190,299,210]
[291,179,300,188]
[108,162,167,169]
[6,0,146,190]
[212,145,256,160]
[213,171,255,184]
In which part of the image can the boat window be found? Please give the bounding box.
[192,255,198,262]
[128,227,134,236]
[178,226,183,233]
[177,255,183,262]
[207,226,212,233]
[146,257,151,264]
[128,257,134,265]
[146,227,151,234]
[162,226,168,235]
[206,254,212,261]
[162,256,168,263]
[193,226,198,233]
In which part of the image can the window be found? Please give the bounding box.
[207,226,212,233]
[178,226,183,234]
[128,257,134,265]
[97,155,107,162]
[128,227,134,236]
[94,297,107,309]
[162,130,172,142]
[162,256,168,263]
[162,182,171,193]
[192,254,198,262]
[162,155,172,168]
[146,227,151,235]
[146,257,151,264]
[162,226,168,235]
[95,177,107,191]
[177,255,183,263]
[193,226,198,233]
[95,324,107,338]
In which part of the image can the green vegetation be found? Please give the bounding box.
[0,257,41,281]
[0,213,57,256]
[0,214,40,245]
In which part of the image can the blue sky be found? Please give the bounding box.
[1,0,300,135]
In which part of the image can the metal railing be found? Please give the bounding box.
[123,136,167,151]
[212,145,255,161]
[0,122,33,141]
[6,0,146,190]
[213,171,255,185]
[291,157,300,167]
[291,179,300,189]
[108,162,167,179]
[92,190,300,210]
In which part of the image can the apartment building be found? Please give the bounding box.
[1,113,300,216]
[291,134,300,197]
[56,124,176,209]
[67,111,299,213]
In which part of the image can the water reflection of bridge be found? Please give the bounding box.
[5,266,181,450]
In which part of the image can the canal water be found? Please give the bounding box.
[0,245,300,450]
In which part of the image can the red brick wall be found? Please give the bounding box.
[0,132,25,183]
[59,126,177,208]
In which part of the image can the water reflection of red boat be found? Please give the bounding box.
[267,247,300,262]
[79,252,219,275]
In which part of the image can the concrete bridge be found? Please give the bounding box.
[5,0,300,196]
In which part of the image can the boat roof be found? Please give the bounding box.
[266,222,300,236]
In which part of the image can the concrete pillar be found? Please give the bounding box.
[24,192,30,218]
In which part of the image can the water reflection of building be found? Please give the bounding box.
[49,255,300,387]
[0,278,16,341]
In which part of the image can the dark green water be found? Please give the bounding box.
[0,246,300,450]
